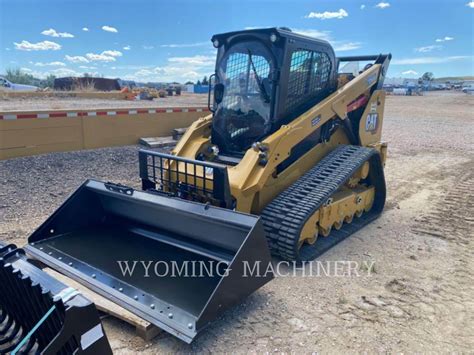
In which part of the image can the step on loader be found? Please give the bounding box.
[21,27,390,342]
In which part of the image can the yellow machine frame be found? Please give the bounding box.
[171,64,387,218]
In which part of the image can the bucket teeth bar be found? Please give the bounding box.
[0,243,112,354]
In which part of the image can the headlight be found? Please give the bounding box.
[213,39,220,48]
[211,145,220,155]
[270,33,278,43]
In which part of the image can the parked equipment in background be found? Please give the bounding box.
[138,91,154,100]
[172,127,188,140]
[23,27,391,342]
[0,76,38,92]
[0,242,112,354]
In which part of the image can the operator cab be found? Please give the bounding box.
[210,27,337,157]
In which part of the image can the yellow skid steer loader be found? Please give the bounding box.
[21,28,390,342]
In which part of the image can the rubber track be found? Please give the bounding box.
[261,145,386,261]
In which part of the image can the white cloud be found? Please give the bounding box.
[168,55,215,66]
[305,8,349,19]
[123,45,131,50]
[132,69,154,77]
[292,28,332,41]
[50,68,84,77]
[414,45,442,53]
[401,70,418,76]
[65,55,89,63]
[123,55,215,83]
[467,1,474,8]
[392,56,471,65]
[111,64,153,70]
[160,41,208,48]
[435,36,454,42]
[18,67,86,79]
[14,40,61,51]
[143,45,154,50]
[70,50,122,63]
[34,61,66,67]
[360,4,366,9]
[79,65,98,69]
[375,2,390,9]
[41,28,74,38]
[85,53,116,62]
[101,50,122,57]
[333,42,362,51]
[82,27,89,32]
[102,25,118,33]
[292,28,361,51]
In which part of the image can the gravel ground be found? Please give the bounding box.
[1,91,473,352]
[0,92,208,111]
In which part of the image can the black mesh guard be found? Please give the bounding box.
[139,149,233,208]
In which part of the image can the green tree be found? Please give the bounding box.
[4,68,36,85]
[196,80,202,85]
[201,76,209,85]
[184,81,195,85]
[44,74,56,88]
[420,72,434,82]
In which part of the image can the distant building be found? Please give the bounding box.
[54,77,120,91]
[185,84,211,94]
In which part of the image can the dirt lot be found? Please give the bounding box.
[0,92,208,111]
[0,91,473,352]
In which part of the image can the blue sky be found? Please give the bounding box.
[1,0,473,82]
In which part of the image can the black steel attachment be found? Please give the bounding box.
[0,242,112,354]
[25,179,273,343]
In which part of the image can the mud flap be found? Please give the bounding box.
[25,180,273,343]
[0,242,112,354]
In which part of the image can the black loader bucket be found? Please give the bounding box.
[0,242,112,354]
[25,180,273,343]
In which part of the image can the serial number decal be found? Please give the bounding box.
[370,102,377,113]
[367,74,377,85]
[311,115,321,126]
[366,113,378,132]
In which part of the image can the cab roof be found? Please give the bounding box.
[211,27,332,49]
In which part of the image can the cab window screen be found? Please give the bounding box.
[286,49,331,113]
[213,41,274,153]
[222,51,270,109]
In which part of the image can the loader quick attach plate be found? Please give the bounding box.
[24,180,273,343]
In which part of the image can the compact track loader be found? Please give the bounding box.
[22,28,390,342]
